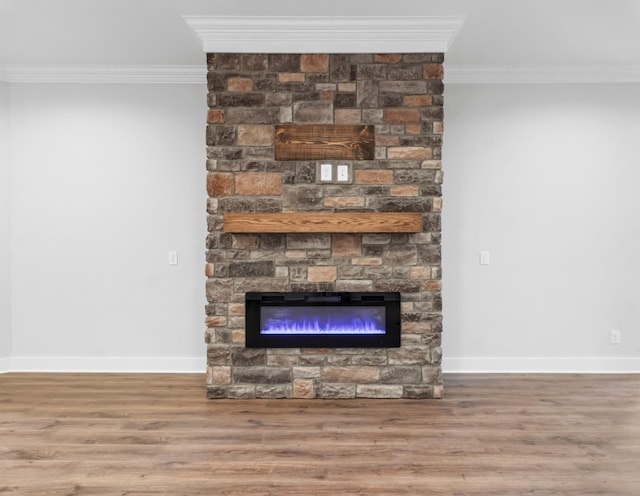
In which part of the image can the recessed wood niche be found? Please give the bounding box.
[275,125,375,161]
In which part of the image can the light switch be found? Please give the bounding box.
[168,251,178,265]
[320,163,332,181]
[337,165,349,182]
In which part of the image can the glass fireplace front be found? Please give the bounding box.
[245,292,401,348]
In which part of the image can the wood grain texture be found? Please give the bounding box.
[275,125,375,160]
[223,212,423,233]
[0,373,638,495]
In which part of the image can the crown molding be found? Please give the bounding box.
[183,16,466,53]
[2,65,206,84]
[444,65,640,84]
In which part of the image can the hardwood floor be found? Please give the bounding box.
[0,373,638,495]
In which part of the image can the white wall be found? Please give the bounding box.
[442,83,640,372]
[5,79,639,374]
[9,83,207,371]
[0,81,11,368]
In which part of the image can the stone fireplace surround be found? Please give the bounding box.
[205,52,444,399]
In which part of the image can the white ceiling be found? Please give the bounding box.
[1,0,639,67]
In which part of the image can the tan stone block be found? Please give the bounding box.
[206,172,234,196]
[375,135,400,146]
[207,109,224,123]
[390,186,419,196]
[300,348,333,355]
[375,54,402,63]
[278,72,306,83]
[335,109,361,124]
[235,173,282,195]
[319,384,356,399]
[356,384,404,399]
[403,95,434,107]
[228,303,245,316]
[422,280,442,291]
[319,91,335,101]
[293,379,315,399]
[205,316,227,328]
[279,106,292,123]
[332,233,361,258]
[422,160,442,169]
[401,302,414,312]
[301,54,329,73]
[351,257,382,266]
[275,266,289,278]
[401,334,423,345]
[410,266,432,280]
[338,82,357,92]
[206,366,213,384]
[268,354,300,367]
[354,169,393,184]
[433,384,445,399]
[405,124,421,135]
[356,384,403,398]
[231,329,245,344]
[424,63,444,79]
[398,321,432,334]
[433,121,444,134]
[308,266,337,283]
[435,170,443,184]
[324,197,365,208]
[432,197,443,212]
[231,234,259,249]
[335,280,375,292]
[293,101,333,124]
[293,366,321,379]
[422,366,442,384]
[388,347,430,365]
[227,77,253,92]
[316,83,337,92]
[204,263,215,277]
[211,366,231,385]
[384,109,420,124]
[409,232,431,244]
[321,366,380,383]
[285,250,307,258]
[388,147,433,160]
[237,125,274,146]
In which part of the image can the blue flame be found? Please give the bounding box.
[260,306,386,335]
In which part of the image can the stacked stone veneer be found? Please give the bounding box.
[205,53,444,399]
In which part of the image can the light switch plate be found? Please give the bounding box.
[320,163,332,182]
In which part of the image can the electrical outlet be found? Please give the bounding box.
[610,330,621,344]
[479,251,490,265]
[168,251,178,265]
[337,164,350,182]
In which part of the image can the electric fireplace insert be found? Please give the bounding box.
[245,291,401,348]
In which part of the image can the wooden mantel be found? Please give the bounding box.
[223,212,423,233]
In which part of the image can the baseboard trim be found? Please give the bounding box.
[0,357,11,374]
[442,357,640,373]
[6,356,204,373]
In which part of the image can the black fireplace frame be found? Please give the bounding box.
[245,291,401,348]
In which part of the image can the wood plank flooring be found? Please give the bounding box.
[0,373,638,495]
